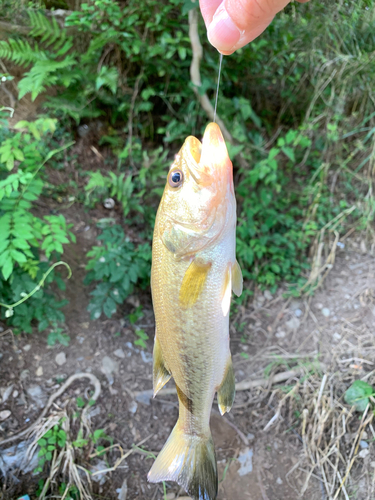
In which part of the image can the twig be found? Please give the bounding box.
[0,373,101,446]
[256,466,271,500]
[135,363,325,401]
[263,383,299,431]
[91,434,153,476]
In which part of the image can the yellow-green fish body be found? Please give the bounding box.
[148,123,242,500]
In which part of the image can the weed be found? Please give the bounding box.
[47,326,70,347]
[85,225,151,320]
[134,328,149,349]
[128,305,144,325]
[0,115,74,333]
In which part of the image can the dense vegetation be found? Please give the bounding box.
[0,0,374,337]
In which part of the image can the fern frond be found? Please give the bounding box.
[28,10,74,54]
[28,10,61,47]
[18,56,77,101]
[0,38,47,66]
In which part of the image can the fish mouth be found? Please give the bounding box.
[184,123,231,186]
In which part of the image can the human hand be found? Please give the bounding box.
[200,0,310,55]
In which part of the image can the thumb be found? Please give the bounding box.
[200,0,306,55]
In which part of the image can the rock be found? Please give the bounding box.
[26,385,46,408]
[103,198,115,209]
[359,448,369,459]
[0,440,39,476]
[276,477,283,485]
[294,309,302,317]
[12,390,19,398]
[88,406,101,418]
[20,370,29,381]
[360,240,367,254]
[128,401,138,414]
[116,478,128,500]
[286,317,300,331]
[140,351,152,364]
[322,308,330,317]
[126,295,140,308]
[23,344,31,352]
[101,356,119,374]
[237,447,253,476]
[275,330,286,339]
[135,390,153,406]
[264,290,273,301]
[2,384,14,403]
[35,366,43,377]
[370,461,375,468]
[101,356,119,385]
[333,332,342,341]
[55,352,66,366]
[360,440,369,449]
[247,433,255,441]
[113,349,125,359]
[315,303,323,310]
[91,459,108,485]
[0,410,11,421]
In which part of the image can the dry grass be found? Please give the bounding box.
[278,320,375,500]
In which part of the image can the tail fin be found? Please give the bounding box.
[148,421,218,500]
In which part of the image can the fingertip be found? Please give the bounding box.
[207,4,241,54]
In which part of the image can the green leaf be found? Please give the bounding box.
[72,438,89,448]
[344,380,374,412]
[282,146,295,162]
[103,296,117,318]
[95,66,118,94]
[76,396,85,408]
[2,256,13,280]
[10,249,27,263]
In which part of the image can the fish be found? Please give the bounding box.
[148,122,243,500]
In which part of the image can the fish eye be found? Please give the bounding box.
[168,169,183,188]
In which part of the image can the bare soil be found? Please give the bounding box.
[0,98,374,500]
[1,195,374,499]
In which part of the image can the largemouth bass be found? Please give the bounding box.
[148,123,243,500]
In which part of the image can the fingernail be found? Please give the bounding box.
[207,6,241,53]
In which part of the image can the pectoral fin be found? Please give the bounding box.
[217,359,235,415]
[179,259,211,309]
[153,334,171,397]
[232,260,243,297]
[221,264,232,317]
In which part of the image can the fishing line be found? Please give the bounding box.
[213,53,223,123]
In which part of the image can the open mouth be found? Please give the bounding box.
[183,123,229,186]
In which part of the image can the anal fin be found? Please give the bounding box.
[217,359,235,415]
[153,334,171,397]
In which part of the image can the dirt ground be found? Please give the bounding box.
[0,92,374,500]
[1,193,375,499]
